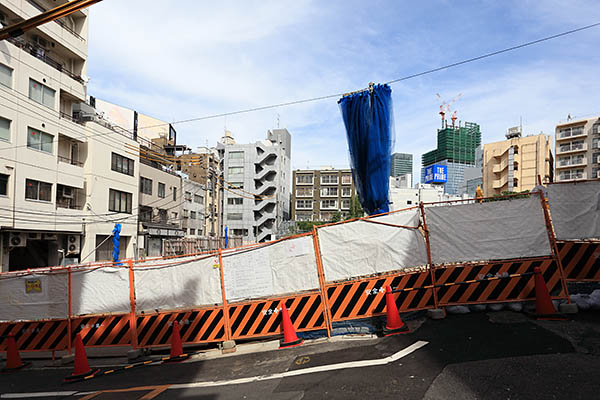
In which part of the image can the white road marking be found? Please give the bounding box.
[0,341,428,398]
[169,340,429,389]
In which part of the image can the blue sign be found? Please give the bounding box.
[424,165,447,184]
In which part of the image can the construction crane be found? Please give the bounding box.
[436,92,462,128]
[0,0,102,41]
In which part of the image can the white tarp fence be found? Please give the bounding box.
[547,181,600,240]
[318,209,429,282]
[134,255,223,312]
[425,196,552,264]
[71,266,131,316]
[0,271,68,322]
[222,235,319,302]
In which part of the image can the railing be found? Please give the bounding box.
[26,0,86,41]
[59,111,84,125]
[6,37,84,83]
[57,155,83,167]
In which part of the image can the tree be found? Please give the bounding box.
[330,211,342,223]
[348,195,364,219]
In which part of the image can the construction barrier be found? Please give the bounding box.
[2,182,597,352]
[558,241,600,282]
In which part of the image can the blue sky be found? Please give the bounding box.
[88,0,600,178]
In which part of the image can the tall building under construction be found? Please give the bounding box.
[421,122,482,195]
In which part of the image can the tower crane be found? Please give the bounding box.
[436,92,462,128]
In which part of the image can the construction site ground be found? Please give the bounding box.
[1,309,599,399]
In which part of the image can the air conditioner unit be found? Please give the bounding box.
[27,232,42,240]
[9,232,26,248]
[60,186,74,199]
[43,233,57,240]
[66,235,80,255]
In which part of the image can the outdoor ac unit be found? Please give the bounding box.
[9,232,26,248]
[27,232,42,240]
[66,235,81,255]
[43,233,57,240]
[60,186,74,199]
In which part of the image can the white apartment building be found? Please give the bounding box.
[555,117,600,181]
[389,182,466,211]
[218,129,291,242]
[0,1,138,270]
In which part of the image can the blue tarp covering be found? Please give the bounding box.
[339,84,395,215]
[112,223,121,262]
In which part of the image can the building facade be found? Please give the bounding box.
[291,168,357,221]
[483,130,553,196]
[421,122,482,195]
[555,117,600,182]
[218,129,291,242]
[390,153,413,177]
[182,179,206,237]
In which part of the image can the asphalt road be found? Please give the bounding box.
[1,311,599,399]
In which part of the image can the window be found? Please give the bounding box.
[229,182,243,190]
[183,209,189,218]
[29,79,55,108]
[227,197,243,205]
[296,199,312,209]
[140,177,152,195]
[194,194,203,204]
[227,213,243,220]
[0,117,10,142]
[109,189,132,213]
[185,191,192,201]
[320,187,338,197]
[27,127,53,153]
[190,229,196,235]
[320,199,337,209]
[171,212,178,220]
[407,200,413,205]
[296,187,313,197]
[25,179,52,202]
[0,174,8,196]
[228,166,244,175]
[321,175,338,184]
[341,187,351,197]
[0,64,12,88]
[111,153,134,176]
[229,151,244,160]
[173,187,177,201]
[190,211,197,219]
[296,174,313,184]
[233,229,248,236]
[341,199,350,209]
[158,183,165,198]
[341,175,352,185]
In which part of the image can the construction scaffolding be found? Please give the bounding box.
[422,122,481,166]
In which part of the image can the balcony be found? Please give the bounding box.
[557,143,587,154]
[556,126,587,141]
[25,0,86,41]
[556,157,587,169]
[6,36,85,84]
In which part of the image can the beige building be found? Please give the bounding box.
[482,129,553,196]
[291,168,356,221]
[555,117,600,181]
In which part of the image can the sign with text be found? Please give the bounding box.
[424,165,447,184]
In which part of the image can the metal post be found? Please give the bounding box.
[127,259,139,348]
[312,227,332,338]
[419,202,440,309]
[217,249,232,341]
[67,266,72,355]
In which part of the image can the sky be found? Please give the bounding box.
[87,0,600,179]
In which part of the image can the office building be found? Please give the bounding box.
[421,121,482,195]
[218,129,291,242]
[291,168,357,221]
[483,128,553,196]
[555,117,600,181]
[390,153,413,177]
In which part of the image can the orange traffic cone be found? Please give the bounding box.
[531,267,566,320]
[164,321,190,363]
[64,333,100,382]
[279,303,304,348]
[2,335,30,372]
[383,285,410,336]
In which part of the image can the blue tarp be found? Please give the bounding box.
[112,223,121,262]
[339,84,395,215]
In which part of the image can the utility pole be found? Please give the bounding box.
[210,168,216,237]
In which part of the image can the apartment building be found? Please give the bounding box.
[291,168,357,221]
[218,129,291,242]
[182,179,205,237]
[482,129,553,196]
[555,117,600,181]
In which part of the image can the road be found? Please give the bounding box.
[1,311,599,399]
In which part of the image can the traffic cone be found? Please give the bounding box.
[1,335,30,372]
[383,285,410,336]
[64,333,100,382]
[164,321,190,363]
[279,303,304,348]
[531,267,566,320]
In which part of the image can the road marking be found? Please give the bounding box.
[0,341,428,398]
[169,341,428,389]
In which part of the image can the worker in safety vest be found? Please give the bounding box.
[475,185,483,203]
